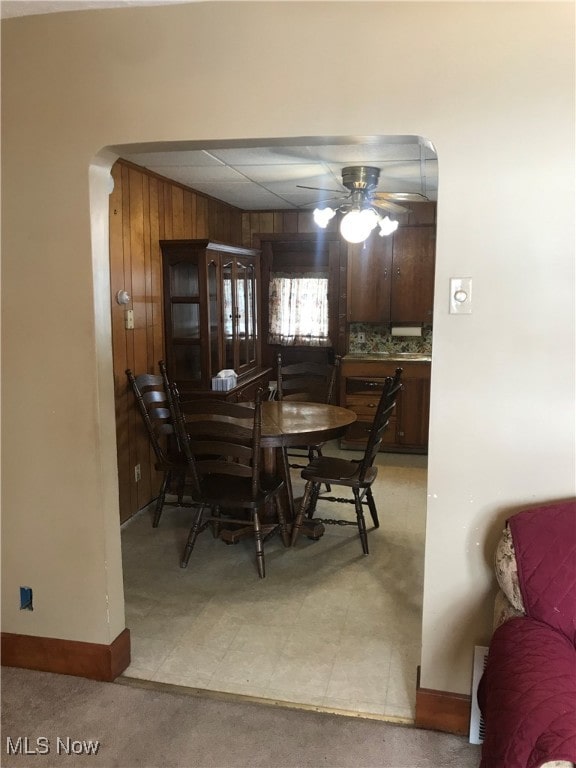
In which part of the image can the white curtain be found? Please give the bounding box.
[268,274,330,346]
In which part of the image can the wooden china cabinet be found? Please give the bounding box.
[160,239,270,400]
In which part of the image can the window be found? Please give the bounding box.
[268,272,330,346]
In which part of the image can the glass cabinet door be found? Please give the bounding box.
[237,258,257,371]
[221,256,258,375]
[222,260,235,371]
[246,261,257,367]
[236,259,248,370]
[168,259,202,385]
[170,260,199,297]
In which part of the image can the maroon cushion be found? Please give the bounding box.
[508,499,576,644]
[478,617,576,768]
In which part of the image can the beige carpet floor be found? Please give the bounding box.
[1,667,482,768]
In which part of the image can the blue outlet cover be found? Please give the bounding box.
[20,586,33,610]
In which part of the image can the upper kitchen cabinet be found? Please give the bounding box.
[160,239,260,392]
[347,224,436,324]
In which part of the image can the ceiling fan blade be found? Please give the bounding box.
[298,194,348,209]
[373,192,430,203]
[373,200,409,215]
[296,184,345,193]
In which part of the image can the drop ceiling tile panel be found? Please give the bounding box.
[313,142,424,165]
[189,183,290,210]
[124,150,224,168]
[261,172,343,195]
[377,162,423,180]
[277,192,341,208]
[231,164,330,185]
[146,165,246,187]
[209,146,318,166]
[378,179,430,195]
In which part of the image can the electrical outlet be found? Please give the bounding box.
[20,586,33,611]
[134,464,141,482]
[357,332,366,343]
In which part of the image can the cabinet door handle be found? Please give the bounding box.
[368,403,377,408]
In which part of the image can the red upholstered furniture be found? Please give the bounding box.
[478,500,576,768]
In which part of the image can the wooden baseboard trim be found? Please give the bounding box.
[414,667,471,735]
[1,628,131,682]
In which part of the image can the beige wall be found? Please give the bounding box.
[2,2,574,694]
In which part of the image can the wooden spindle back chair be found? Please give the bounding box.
[172,388,290,578]
[291,367,403,554]
[126,366,189,527]
[276,353,341,488]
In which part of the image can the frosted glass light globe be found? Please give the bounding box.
[340,209,379,243]
[378,215,399,236]
[313,207,336,228]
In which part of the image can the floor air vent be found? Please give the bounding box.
[469,645,489,744]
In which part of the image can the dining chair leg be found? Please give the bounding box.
[280,447,294,520]
[313,446,331,493]
[180,504,206,568]
[353,488,369,555]
[306,482,321,520]
[366,487,379,528]
[175,472,186,506]
[291,481,313,546]
[275,497,291,547]
[152,472,170,528]
[253,511,265,578]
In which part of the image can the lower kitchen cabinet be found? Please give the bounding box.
[339,358,431,453]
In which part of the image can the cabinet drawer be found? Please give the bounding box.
[345,394,388,420]
[344,392,398,439]
[346,377,389,395]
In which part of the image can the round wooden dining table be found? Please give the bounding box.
[259,400,357,530]
[179,399,357,543]
[260,400,357,453]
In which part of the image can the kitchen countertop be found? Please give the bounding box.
[343,352,432,363]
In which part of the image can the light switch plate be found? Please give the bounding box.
[450,278,472,314]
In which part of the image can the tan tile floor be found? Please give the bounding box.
[121,444,427,721]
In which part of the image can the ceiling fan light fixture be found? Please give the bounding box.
[340,208,379,244]
[378,215,399,236]
[313,207,336,228]
[307,166,412,243]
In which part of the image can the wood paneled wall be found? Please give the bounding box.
[241,210,316,245]
[110,160,244,522]
[110,161,320,523]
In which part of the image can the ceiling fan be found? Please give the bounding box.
[297,165,430,215]
[298,165,430,243]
